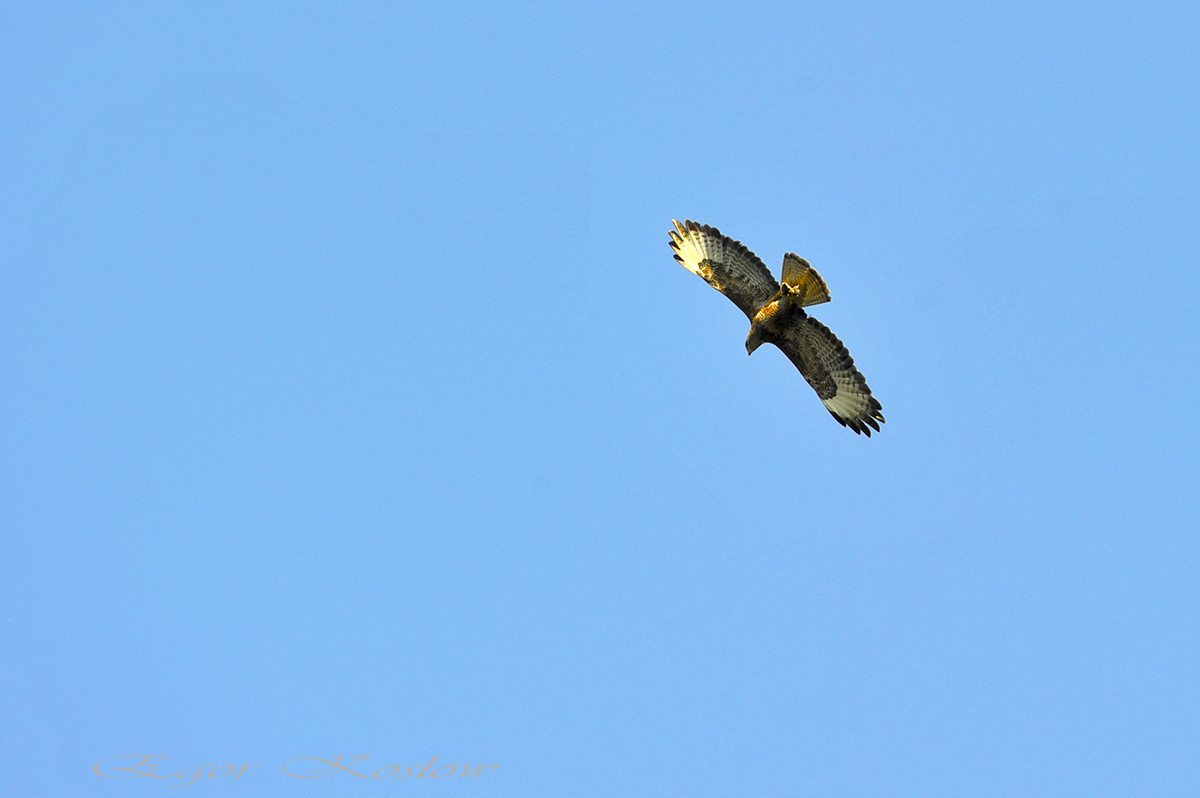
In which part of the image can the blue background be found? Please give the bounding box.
[3,2,1199,795]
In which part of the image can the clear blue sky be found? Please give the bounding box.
[3,2,1199,796]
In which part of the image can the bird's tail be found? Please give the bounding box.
[781,254,831,307]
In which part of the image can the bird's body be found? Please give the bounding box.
[668,219,885,435]
[748,282,808,353]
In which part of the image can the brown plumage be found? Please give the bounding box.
[668,219,885,436]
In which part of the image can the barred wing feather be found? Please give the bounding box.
[776,316,885,436]
[668,219,778,320]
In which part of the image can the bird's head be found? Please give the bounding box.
[746,327,766,355]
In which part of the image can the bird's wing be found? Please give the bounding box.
[780,254,831,307]
[776,315,885,436]
[669,219,779,320]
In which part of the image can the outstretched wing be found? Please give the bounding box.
[669,219,779,320]
[776,316,885,436]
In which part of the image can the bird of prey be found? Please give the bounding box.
[668,219,885,435]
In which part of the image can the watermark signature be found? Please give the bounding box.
[94,755,499,786]
[93,758,259,788]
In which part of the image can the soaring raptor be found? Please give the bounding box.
[668,219,885,436]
